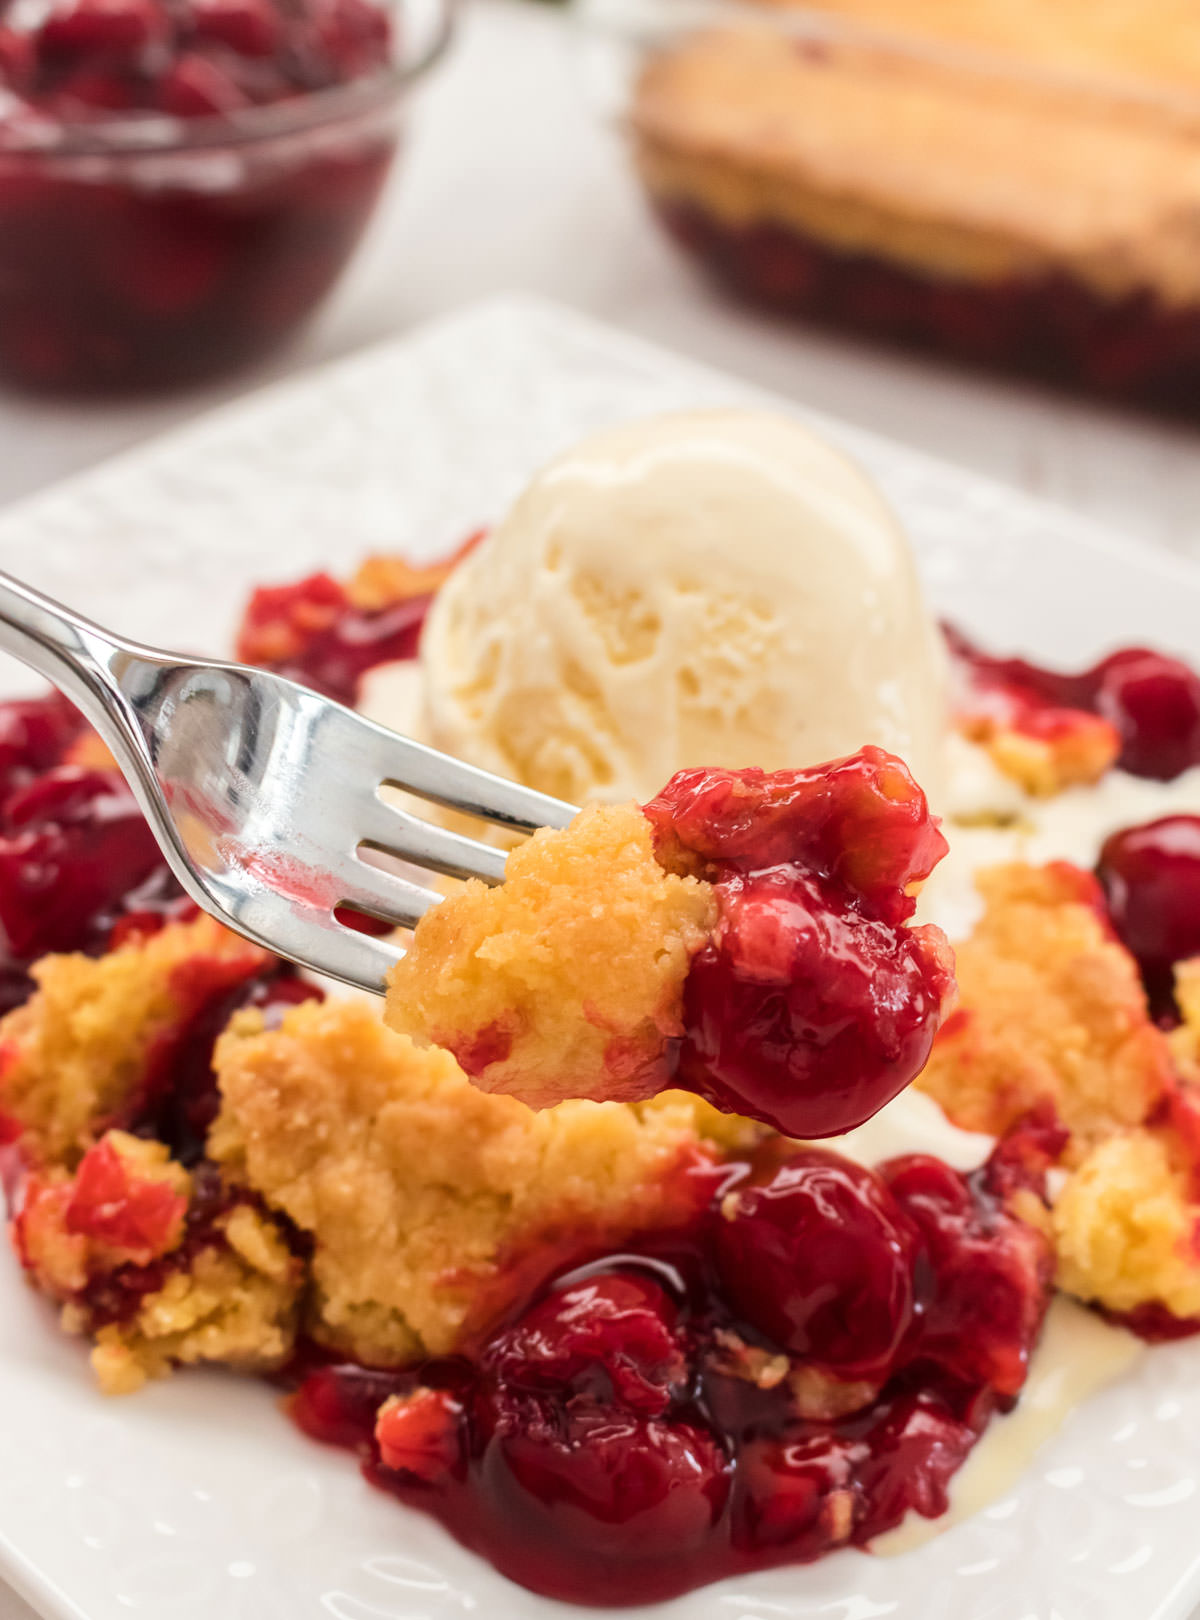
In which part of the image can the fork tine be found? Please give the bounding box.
[270,919,405,996]
[358,794,509,885]
[332,857,445,932]
[367,724,579,835]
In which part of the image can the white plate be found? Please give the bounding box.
[2,296,1200,1620]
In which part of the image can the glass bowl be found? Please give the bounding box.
[0,0,453,394]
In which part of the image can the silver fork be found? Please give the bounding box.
[0,570,578,993]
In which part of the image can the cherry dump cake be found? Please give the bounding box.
[6,409,1200,1605]
[386,750,954,1138]
[627,0,1200,411]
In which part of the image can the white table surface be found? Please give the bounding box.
[3,2,1200,1615]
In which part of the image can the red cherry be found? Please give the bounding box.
[64,1136,185,1258]
[644,754,954,1139]
[0,25,35,90]
[156,52,248,116]
[305,0,390,79]
[1096,815,1200,1013]
[734,1429,861,1555]
[186,0,281,57]
[0,767,166,959]
[476,1394,730,1602]
[715,1149,920,1380]
[678,867,953,1138]
[376,1387,463,1482]
[0,693,83,799]
[1092,649,1200,781]
[45,66,140,112]
[881,1154,1053,1397]
[37,0,167,63]
[644,750,949,920]
[291,1364,410,1450]
[853,1387,985,1540]
[483,1271,686,1416]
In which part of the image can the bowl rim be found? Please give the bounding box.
[0,0,455,160]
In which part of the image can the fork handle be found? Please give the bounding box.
[0,567,138,723]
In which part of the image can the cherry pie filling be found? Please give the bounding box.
[946,625,1200,784]
[3,574,1200,1602]
[235,535,482,703]
[948,626,1200,1021]
[0,0,396,391]
[644,752,954,1138]
[291,1130,1057,1606]
[652,200,1200,415]
[0,694,193,1015]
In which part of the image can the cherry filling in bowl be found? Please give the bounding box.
[0,0,449,392]
[291,1133,1057,1607]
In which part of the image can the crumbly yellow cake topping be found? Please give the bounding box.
[919,858,1200,1323]
[384,801,717,1109]
[85,1204,301,1395]
[1051,1130,1200,1321]
[778,0,1200,90]
[918,863,1172,1145]
[15,1121,301,1395]
[211,997,752,1366]
[0,914,268,1166]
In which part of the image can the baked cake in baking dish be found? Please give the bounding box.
[629,0,1200,407]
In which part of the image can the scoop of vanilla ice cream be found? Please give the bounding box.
[419,410,947,804]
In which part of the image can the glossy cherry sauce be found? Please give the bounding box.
[236,570,435,704]
[0,692,193,1013]
[946,625,1200,782]
[291,1133,1056,1606]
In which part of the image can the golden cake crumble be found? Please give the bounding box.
[0,914,270,1166]
[920,858,1200,1326]
[384,801,717,1109]
[1051,1130,1200,1322]
[918,862,1172,1144]
[14,1123,302,1395]
[211,997,753,1366]
[955,708,1118,798]
[83,1198,300,1396]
